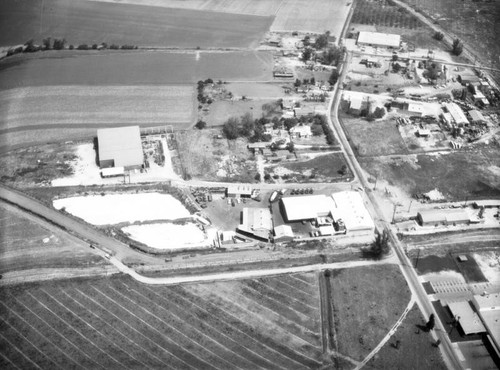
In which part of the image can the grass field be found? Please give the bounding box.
[0,0,273,48]
[0,51,274,90]
[367,306,447,369]
[0,201,104,275]
[175,129,257,183]
[271,0,351,37]
[342,116,408,157]
[0,273,324,369]
[360,149,500,201]
[266,152,351,183]
[203,100,276,127]
[402,0,500,71]
[86,0,283,16]
[352,0,423,30]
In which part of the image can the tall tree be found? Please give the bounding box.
[240,112,254,137]
[222,117,240,139]
[452,39,463,56]
[328,69,340,86]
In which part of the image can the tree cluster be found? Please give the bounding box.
[362,230,390,259]
[452,39,463,56]
[222,113,272,142]
[197,79,214,104]
[319,46,344,66]
[328,69,340,86]
[433,31,444,41]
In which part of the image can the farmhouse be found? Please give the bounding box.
[290,125,312,138]
[357,31,401,49]
[238,208,272,240]
[444,103,469,126]
[226,185,252,198]
[273,225,294,243]
[97,126,143,170]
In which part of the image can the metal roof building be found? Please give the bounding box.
[238,207,272,240]
[469,110,485,123]
[447,301,486,335]
[273,225,294,243]
[97,126,143,169]
[472,294,500,354]
[444,103,469,126]
[330,191,375,233]
[280,195,335,222]
[357,31,401,48]
[417,209,470,226]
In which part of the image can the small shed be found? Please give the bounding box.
[273,225,294,243]
[417,129,431,137]
[227,185,252,198]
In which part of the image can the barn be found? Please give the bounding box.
[97,126,143,170]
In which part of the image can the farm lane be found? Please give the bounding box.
[329,49,464,369]
[354,296,416,370]
[404,229,500,248]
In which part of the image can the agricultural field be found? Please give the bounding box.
[351,0,423,30]
[0,85,195,151]
[265,152,352,183]
[402,0,500,72]
[86,0,283,16]
[0,0,273,48]
[271,0,351,37]
[0,51,274,90]
[329,264,412,362]
[342,117,409,156]
[360,148,500,201]
[0,201,105,276]
[367,306,447,369]
[0,273,324,369]
[175,129,257,183]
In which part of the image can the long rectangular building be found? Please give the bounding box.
[444,103,469,126]
[97,126,143,169]
[357,31,401,49]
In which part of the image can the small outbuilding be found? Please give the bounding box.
[226,185,252,198]
[273,225,294,243]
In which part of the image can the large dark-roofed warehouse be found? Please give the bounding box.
[97,126,143,170]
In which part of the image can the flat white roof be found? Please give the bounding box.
[445,103,469,125]
[240,207,272,232]
[408,103,424,113]
[473,293,500,311]
[357,31,401,48]
[319,225,335,236]
[274,224,294,237]
[280,195,335,221]
[448,301,486,335]
[97,126,143,168]
[330,191,375,232]
[227,185,252,195]
[100,167,124,177]
[469,110,485,122]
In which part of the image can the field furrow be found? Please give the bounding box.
[138,284,279,370]
[103,284,237,370]
[5,297,100,369]
[265,277,319,302]
[0,351,19,370]
[89,285,205,370]
[177,285,322,368]
[69,288,173,369]
[117,282,258,370]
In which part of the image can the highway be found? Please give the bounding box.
[327,51,464,370]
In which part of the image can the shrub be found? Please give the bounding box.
[77,44,89,50]
[433,31,444,41]
[195,120,207,130]
[109,44,119,50]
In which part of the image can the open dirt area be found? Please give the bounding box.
[0,0,273,48]
[85,0,283,16]
[360,148,500,201]
[271,0,351,37]
[329,264,412,362]
[176,129,257,183]
[0,273,324,368]
[202,100,276,127]
[0,201,105,275]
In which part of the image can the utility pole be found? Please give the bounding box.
[392,203,398,224]
[408,200,413,213]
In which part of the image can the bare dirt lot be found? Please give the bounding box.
[0,201,105,275]
[360,148,500,201]
[0,273,324,369]
[0,0,273,48]
[175,129,257,183]
[271,0,351,37]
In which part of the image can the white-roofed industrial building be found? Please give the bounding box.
[447,301,486,335]
[238,207,272,241]
[417,209,470,226]
[469,110,486,124]
[444,103,469,126]
[472,293,500,355]
[357,31,401,49]
[279,191,375,235]
[97,126,143,170]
